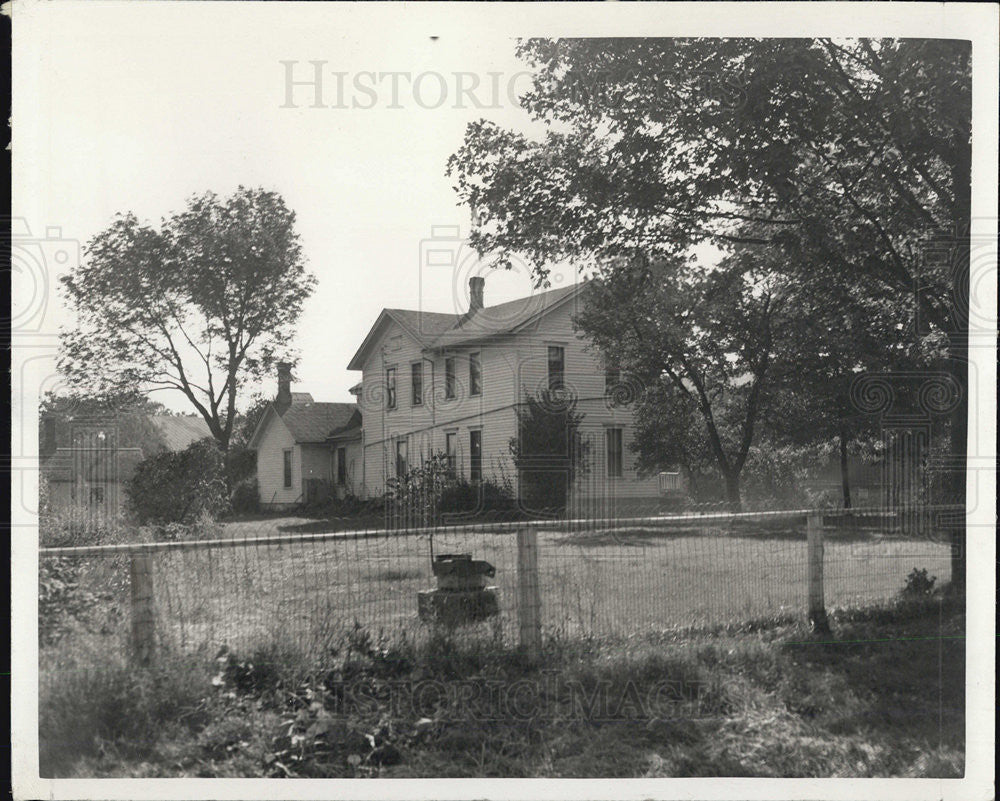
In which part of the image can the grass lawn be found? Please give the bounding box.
[39,597,965,778]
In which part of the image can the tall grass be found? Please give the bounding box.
[39,596,963,779]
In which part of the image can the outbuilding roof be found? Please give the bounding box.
[148,415,213,451]
[280,401,361,444]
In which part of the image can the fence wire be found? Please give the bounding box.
[39,506,958,686]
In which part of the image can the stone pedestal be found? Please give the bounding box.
[417,586,499,625]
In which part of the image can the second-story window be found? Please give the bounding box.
[469,352,482,396]
[548,345,565,391]
[411,362,423,406]
[444,357,456,399]
[385,368,396,410]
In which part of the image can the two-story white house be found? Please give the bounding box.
[347,277,669,515]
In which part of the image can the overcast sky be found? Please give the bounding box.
[14,3,584,411]
[14,3,995,418]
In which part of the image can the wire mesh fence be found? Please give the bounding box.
[39,503,959,691]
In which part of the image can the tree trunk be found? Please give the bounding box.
[839,424,852,509]
[724,473,742,512]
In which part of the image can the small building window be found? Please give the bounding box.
[444,357,456,399]
[445,432,457,476]
[606,428,623,478]
[337,447,347,485]
[386,368,396,410]
[469,429,482,483]
[548,346,565,391]
[283,449,293,488]
[90,485,105,504]
[469,352,482,396]
[411,362,423,406]
[396,438,408,478]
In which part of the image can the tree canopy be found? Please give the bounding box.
[59,187,316,450]
[450,39,970,341]
[448,38,969,547]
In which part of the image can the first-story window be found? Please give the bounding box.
[396,438,408,477]
[411,362,423,406]
[385,368,397,410]
[445,431,457,476]
[606,428,623,478]
[337,447,347,485]
[469,429,482,483]
[283,449,293,488]
[90,485,105,504]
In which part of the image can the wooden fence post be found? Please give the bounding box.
[806,514,830,635]
[516,526,542,661]
[130,554,155,665]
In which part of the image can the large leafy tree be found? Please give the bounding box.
[577,256,785,509]
[448,38,969,582]
[59,187,316,451]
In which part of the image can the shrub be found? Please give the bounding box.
[385,454,451,524]
[126,438,228,525]
[438,478,516,515]
[901,567,937,598]
[39,557,105,647]
[510,389,589,514]
[229,478,259,516]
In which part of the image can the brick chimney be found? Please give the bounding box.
[469,276,485,314]
[276,362,293,412]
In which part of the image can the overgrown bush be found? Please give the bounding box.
[38,557,108,647]
[385,454,451,524]
[126,438,228,525]
[229,478,260,516]
[509,389,589,514]
[901,567,937,598]
[438,477,517,515]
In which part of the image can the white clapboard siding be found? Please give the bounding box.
[256,415,300,507]
[353,291,661,503]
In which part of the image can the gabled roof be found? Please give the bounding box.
[247,396,361,449]
[148,415,213,451]
[347,281,588,369]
